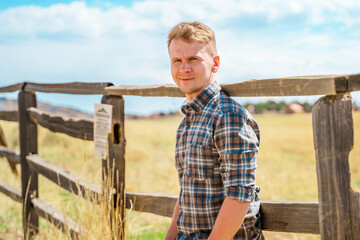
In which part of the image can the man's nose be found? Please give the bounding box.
[180,61,191,72]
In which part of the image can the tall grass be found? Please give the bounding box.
[0,111,359,239]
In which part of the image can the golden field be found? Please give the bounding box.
[0,111,359,240]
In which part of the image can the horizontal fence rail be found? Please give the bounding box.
[0,146,21,165]
[0,110,18,122]
[0,83,24,93]
[24,82,113,95]
[0,82,113,94]
[27,155,102,203]
[0,75,360,97]
[28,107,94,140]
[260,201,319,234]
[0,179,22,203]
[105,74,360,97]
[32,198,83,239]
[124,192,320,234]
[126,192,178,218]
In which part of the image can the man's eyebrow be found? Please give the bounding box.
[172,55,201,60]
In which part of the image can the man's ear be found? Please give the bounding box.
[212,56,220,73]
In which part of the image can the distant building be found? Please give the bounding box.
[285,103,304,113]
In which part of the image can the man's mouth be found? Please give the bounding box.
[179,77,194,81]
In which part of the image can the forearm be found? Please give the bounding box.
[164,199,180,240]
[208,197,250,240]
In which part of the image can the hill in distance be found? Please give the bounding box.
[0,97,92,119]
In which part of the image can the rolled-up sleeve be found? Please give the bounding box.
[214,112,260,202]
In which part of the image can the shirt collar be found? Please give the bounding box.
[181,81,221,114]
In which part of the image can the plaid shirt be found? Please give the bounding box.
[175,81,264,240]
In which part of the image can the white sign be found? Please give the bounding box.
[94,104,112,158]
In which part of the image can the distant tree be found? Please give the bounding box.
[276,101,287,111]
[243,101,315,114]
[301,103,313,112]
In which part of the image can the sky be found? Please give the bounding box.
[0,0,359,114]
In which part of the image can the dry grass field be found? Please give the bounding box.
[0,111,359,240]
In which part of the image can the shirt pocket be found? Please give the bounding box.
[185,144,217,180]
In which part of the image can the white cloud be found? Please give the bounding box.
[0,0,359,113]
[1,0,360,39]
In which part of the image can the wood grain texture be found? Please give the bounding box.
[101,95,126,239]
[312,93,360,239]
[105,74,360,97]
[260,201,319,234]
[105,84,184,97]
[32,198,83,240]
[23,82,113,94]
[28,107,93,140]
[0,125,18,175]
[0,110,18,122]
[0,82,23,93]
[124,192,320,234]
[125,192,178,218]
[350,191,360,238]
[18,90,39,238]
[0,179,22,203]
[27,154,102,204]
[346,74,360,92]
[0,146,21,165]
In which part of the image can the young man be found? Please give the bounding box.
[165,21,264,240]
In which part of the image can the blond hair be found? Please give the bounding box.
[167,21,217,57]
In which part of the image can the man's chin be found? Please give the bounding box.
[180,88,197,95]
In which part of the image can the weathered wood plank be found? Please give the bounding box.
[105,84,184,97]
[28,107,93,140]
[0,179,22,203]
[0,82,23,93]
[18,90,39,238]
[346,74,360,91]
[27,154,102,203]
[0,146,21,165]
[24,82,113,95]
[0,110,18,122]
[222,75,338,97]
[260,201,319,234]
[312,93,360,239]
[350,191,360,238]
[105,74,360,97]
[0,125,18,175]
[124,192,320,234]
[125,192,178,218]
[32,198,83,239]
[101,95,126,239]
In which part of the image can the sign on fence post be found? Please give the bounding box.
[94,104,112,158]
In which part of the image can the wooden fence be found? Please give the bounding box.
[0,75,359,239]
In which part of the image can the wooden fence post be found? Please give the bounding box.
[101,95,126,239]
[312,93,360,240]
[18,90,39,239]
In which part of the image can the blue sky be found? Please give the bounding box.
[0,0,136,9]
[0,0,359,114]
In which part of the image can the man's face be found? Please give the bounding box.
[169,38,219,102]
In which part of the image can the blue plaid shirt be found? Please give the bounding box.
[175,81,263,239]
